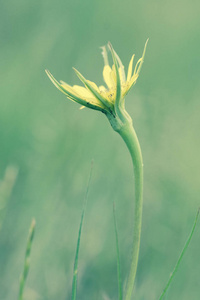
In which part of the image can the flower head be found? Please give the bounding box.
[45,40,148,118]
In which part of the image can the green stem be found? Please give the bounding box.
[118,122,143,300]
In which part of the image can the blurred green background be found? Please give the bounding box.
[1,0,200,299]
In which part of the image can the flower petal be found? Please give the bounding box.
[108,43,121,107]
[111,65,117,82]
[72,85,104,107]
[87,80,100,92]
[46,70,78,99]
[134,38,149,76]
[60,81,80,97]
[127,54,135,82]
[129,73,139,89]
[72,85,96,99]
[133,57,142,75]
[123,74,139,97]
[45,70,104,112]
[73,68,112,109]
[119,67,125,84]
[103,65,115,89]
[112,49,126,82]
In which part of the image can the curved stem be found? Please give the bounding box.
[118,122,143,300]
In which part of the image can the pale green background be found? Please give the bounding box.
[1,0,200,299]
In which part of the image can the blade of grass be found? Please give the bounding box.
[18,218,36,300]
[159,208,200,300]
[71,160,94,300]
[0,166,18,230]
[113,202,123,300]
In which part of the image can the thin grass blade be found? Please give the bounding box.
[159,208,200,300]
[18,218,36,300]
[113,202,123,300]
[71,160,94,300]
[0,166,18,230]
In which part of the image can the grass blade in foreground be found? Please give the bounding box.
[0,166,18,230]
[71,161,94,300]
[159,208,200,300]
[113,202,123,300]
[18,218,36,300]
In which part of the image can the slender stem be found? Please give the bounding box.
[118,122,143,300]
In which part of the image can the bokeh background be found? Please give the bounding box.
[1,0,200,299]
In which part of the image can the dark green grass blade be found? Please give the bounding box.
[71,160,94,300]
[159,208,200,300]
[18,218,36,300]
[113,202,123,300]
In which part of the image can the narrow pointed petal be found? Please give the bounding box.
[72,85,96,99]
[113,49,126,82]
[124,74,139,97]
[125,39,148,96]
[112,65,124,84]
[87,80,100,92]
[129,73,139,89]
[133,57,142,75]
[72,84,106,108]
[73,68,112,109]
[108,43,121,107]
[45,70,104,111]
[119,67,125,84]
[103,65,115,89]
[60,81,80,97]
[127,54,135,82]
[111,64,117,82]
[134,38,149,76]
[45,70,72,96]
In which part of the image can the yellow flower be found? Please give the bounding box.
[45,40,148,115]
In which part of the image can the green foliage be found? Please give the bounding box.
[18,219,36,300]
[71,161,93,300]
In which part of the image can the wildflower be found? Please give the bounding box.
[46,40,148,300]
[45,41,148,121]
